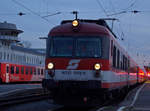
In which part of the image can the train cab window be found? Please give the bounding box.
[21,67,24,74]
[76,38,101,57]
[113,46,116,67]
[16,67,19,74]
[51,37,74,57]
[11,66,14,74]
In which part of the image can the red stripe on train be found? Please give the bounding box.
[102,80,138,88]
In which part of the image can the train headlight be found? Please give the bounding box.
[94,63,101,70]
[72,20,78,27]
[48,63,54,69]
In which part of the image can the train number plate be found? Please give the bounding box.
[61,71,86,75]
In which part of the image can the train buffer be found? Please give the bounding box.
[117,81,150,111]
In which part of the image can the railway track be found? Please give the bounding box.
[50,88,129,111]
[0,88,50,107]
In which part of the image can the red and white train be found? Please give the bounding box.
[42,19,147,107]
[144,66,150,79]
[0,21,45,83]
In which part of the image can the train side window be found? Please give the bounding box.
[38,68,40,75]
[25,67,28,75]
[41,69,43,75]
[34,68,36,75]
[117,50,120,69]
[11,66,14,74]
[125,57,127,71]
[30,68,33,74]
[123,55,125,70]
[120,54,123,70]
[21,67,24,74]
[113,46,116,68]
[128,60,130,70]
[111,40,113,56]
[6,66,9,73]
[123,55,127,71]
[16,67,19,74]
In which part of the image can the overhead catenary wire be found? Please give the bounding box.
[11,0,54,25]
[121,0,140,11]
[96,0,109,17]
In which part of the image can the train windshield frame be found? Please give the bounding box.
[47,36,102,58]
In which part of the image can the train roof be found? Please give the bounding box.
[61,19,117,38]
[49,19,117,38]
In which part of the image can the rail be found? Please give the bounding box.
[0,88,50,107]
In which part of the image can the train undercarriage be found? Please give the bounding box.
[42,79,131,107]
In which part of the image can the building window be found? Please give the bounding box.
[7,54,9,60]
[0,52,2,59]
[4,52,6,60]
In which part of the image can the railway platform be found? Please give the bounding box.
[98,81,150,111]
[117,81,150,111]
[0,84,42,97]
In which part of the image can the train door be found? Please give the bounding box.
[6,64,9,83]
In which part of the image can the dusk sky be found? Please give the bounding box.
[1,0,150,65]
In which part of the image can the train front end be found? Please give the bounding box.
[42,20,110,107]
